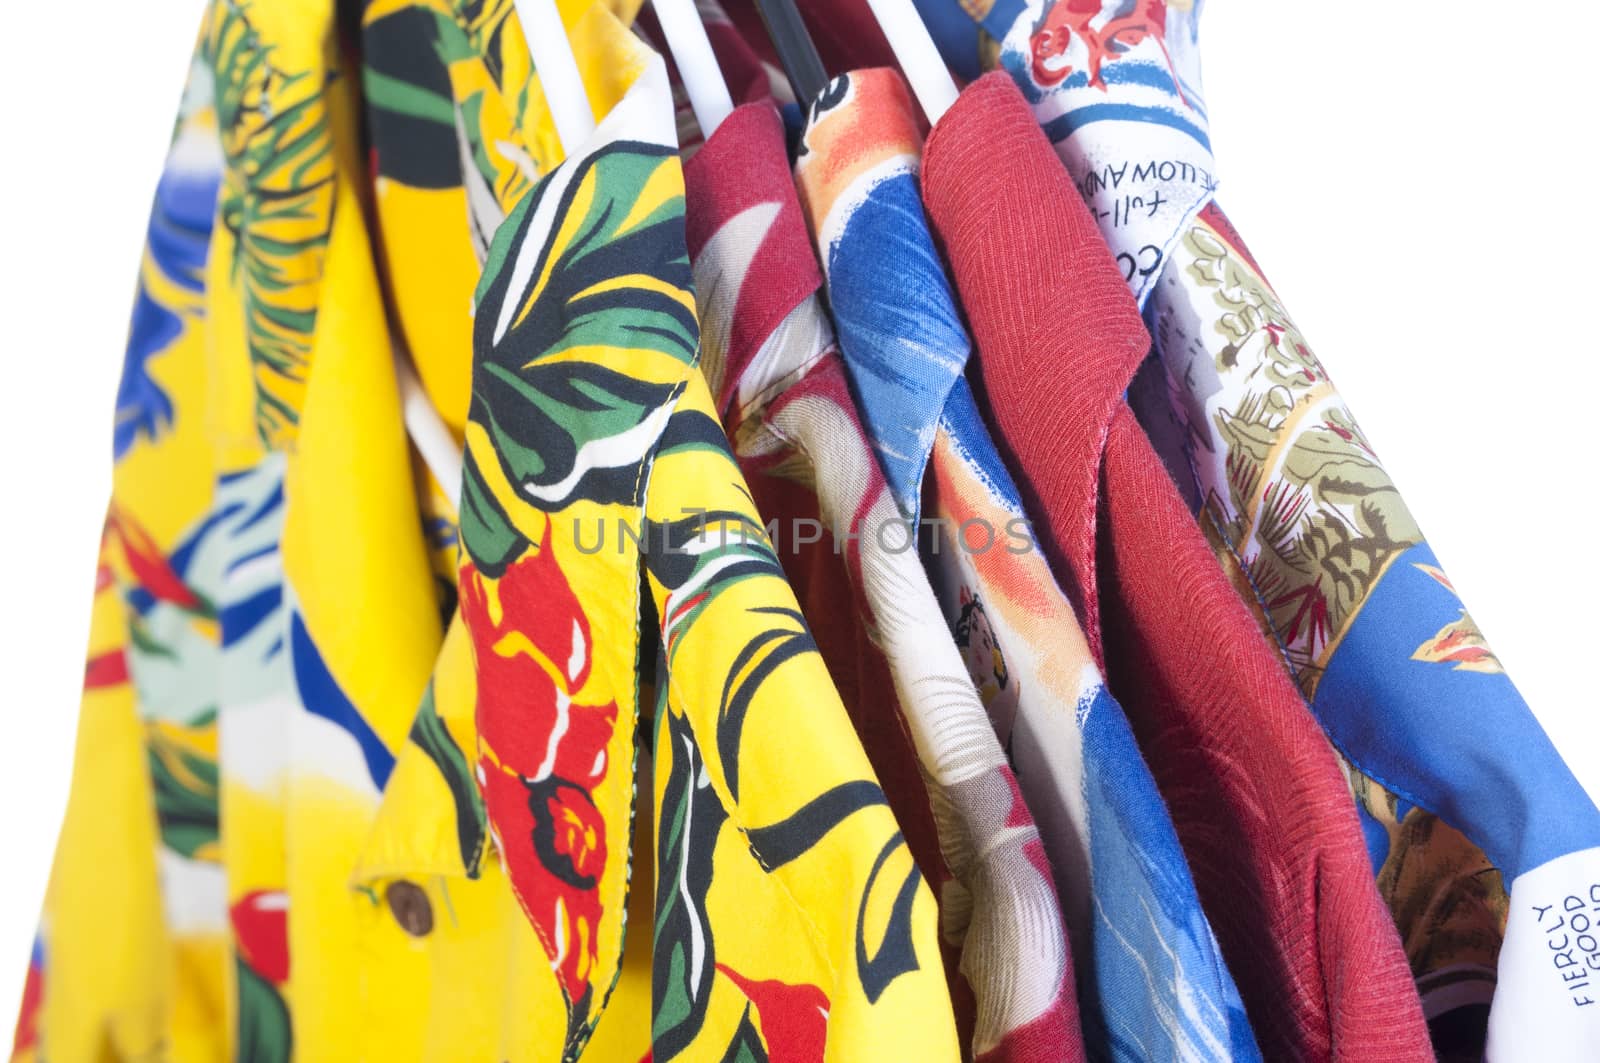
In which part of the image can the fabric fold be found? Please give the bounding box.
[922,70,1433,1062]
[693,91,1085,1062]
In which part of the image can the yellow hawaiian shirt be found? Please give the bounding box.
[12,2,960,1061]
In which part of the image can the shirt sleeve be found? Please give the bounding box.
[12,527,171,1062]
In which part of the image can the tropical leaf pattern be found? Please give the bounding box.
[202,0,335,447]
[450,49,958,1060]
[1150,215,1427,690]
[235,955,292,1063]
[409,683,489,870]
[146,714,222,859]
[643,369,949,1061]
[20,10,961,1062]
[1140,196,1600,1052]
[361,0,654,443]
[364,0,541,232]
[460,79,688,1056]
[719,1007,769,1063]
[651,688,729,1057]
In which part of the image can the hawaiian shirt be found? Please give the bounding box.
[15,3,963,1062]
[19,2,345,1056]
[451,36,961,1061]
[681,98,962,1038]
[1150,200,1600,1063]
[13,0,497,1055]
[688,95,1082,1060]
[915,0,1600,1056]
[920,69,1433,1061]
[793,66,1258,1060]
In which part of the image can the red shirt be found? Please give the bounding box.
[920,71,1433,1063]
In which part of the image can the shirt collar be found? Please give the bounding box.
[987,0,1215,306]
[793,69,971,522]
[352,6,667,892]
[684,101,828,424]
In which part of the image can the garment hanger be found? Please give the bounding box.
[654,0,735,137]
[752,0,828,109]
[396,353,464,515]
[861,0,958,123]
[514,0,597,153]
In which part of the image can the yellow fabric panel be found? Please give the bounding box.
[582,749,655,1063]
[432,612,478,732]
[34,562,172,1062]
[372,0,651,439]
[643,372,961,1062]
[166,938,229,1063]
[568,1,652,133]
[353,739,468,883]
[277,78,443,1058]
[372,183,479,436]
[218,779,289,1017]
[339,851,650,1062]
[280,167,441,756]
[200,0,338,450]
[285,774,433,1058]
[355,616,484,882]
[201,212,266,470]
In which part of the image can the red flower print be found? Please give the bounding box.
[1029,0,1182,100]
[714,964,829,1063]
[461,522,618,1006]
[534,779,608,885]
[230,890,290,985]
[84,649,130,689]
[106,507,203,611]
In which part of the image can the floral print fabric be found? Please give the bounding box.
[913,0,1600,1054]
[14,4,962,1061]
[20,0,1591,1060]
[792,66,1257,1061]
[1146,202,1600,1061]
[691,96,1080,1061]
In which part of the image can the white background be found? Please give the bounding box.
[0,0,1596,1026]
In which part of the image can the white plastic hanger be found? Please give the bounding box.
[862,0,958,124]
[515,0,597,154]
[654,0,734,137]
[395,352,463,517]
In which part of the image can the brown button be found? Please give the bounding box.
[385,880,434,937]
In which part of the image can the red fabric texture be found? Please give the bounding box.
[920,71,1433,1062]
[683,104,822,416]
[683,103,978,1047]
